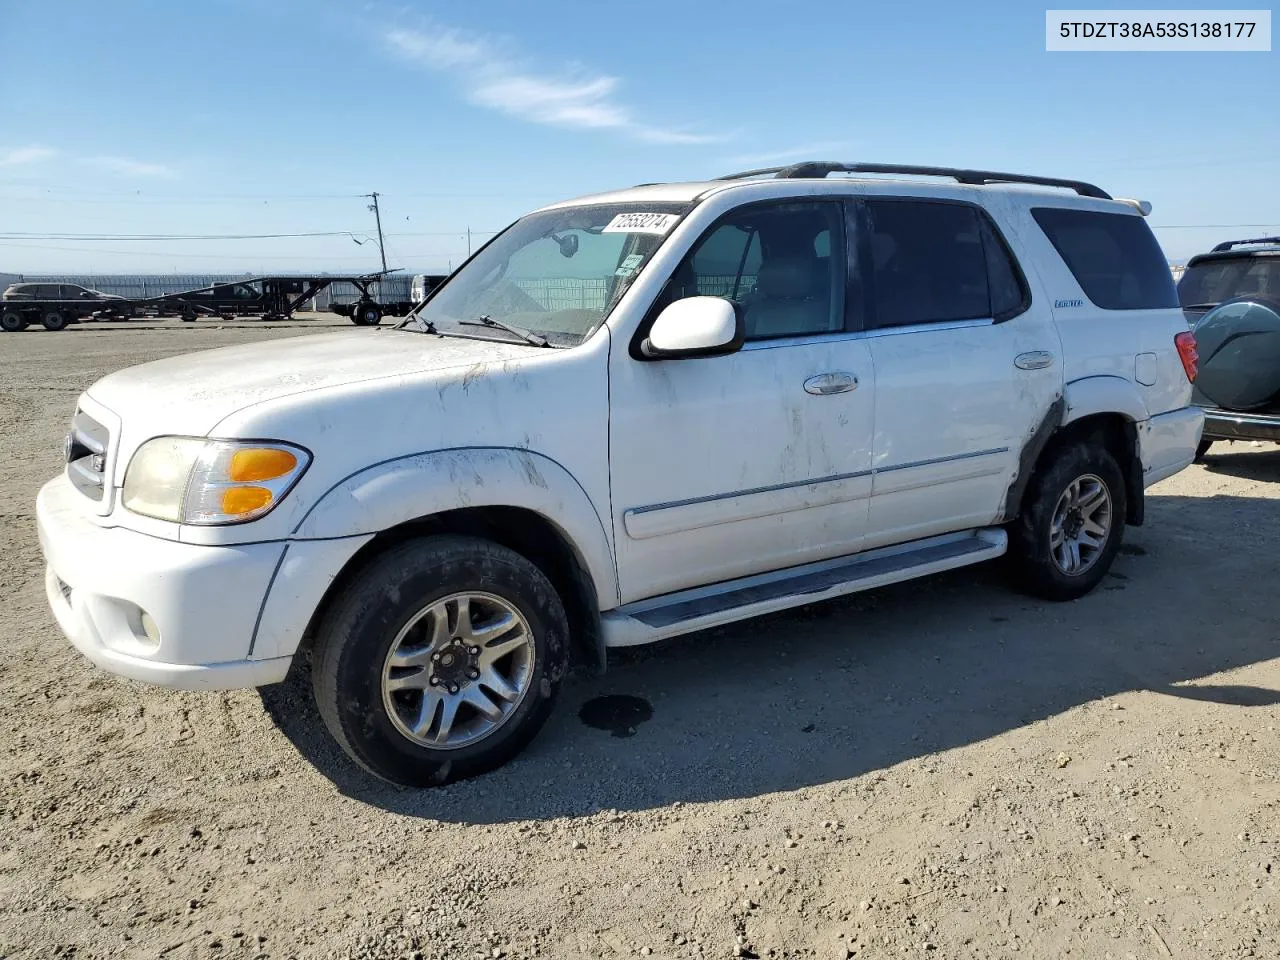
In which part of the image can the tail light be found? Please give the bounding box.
[1175,331,1198,382]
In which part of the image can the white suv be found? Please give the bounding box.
[36,162,1204,786]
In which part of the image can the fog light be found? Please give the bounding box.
[139,611,160,647]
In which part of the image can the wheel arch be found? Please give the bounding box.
[1004,394,1145,528]
[288,447,616,674]
[297,505,606,676]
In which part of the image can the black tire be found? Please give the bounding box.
[1009,442,1127,601]
[1,310,27,332]
[181,307,197,322]
[42,311,68,331]
[1194,438,1213,462]
[351,301,382,326]
[312,535,568,787]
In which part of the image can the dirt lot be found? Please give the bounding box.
[2,318,1278,960]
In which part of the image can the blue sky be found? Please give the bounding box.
[1,0,1277,274]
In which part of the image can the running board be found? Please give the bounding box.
[601,528,1007,648]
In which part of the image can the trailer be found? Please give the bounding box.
[0,272,442,331]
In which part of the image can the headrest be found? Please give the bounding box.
[757,257,820,299]
[871,232,896,269]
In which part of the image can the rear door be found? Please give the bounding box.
[859,196,1063,549]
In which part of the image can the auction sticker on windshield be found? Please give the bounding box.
[603,212,680,234]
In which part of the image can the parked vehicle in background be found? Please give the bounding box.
[4,282,126,304]
[411,273,448,304]
[1,283,132,330]
[36,161,1203,787]
[1177,237,1280,458]
[157,281,271,321]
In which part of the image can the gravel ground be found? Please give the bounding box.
[2,317,1278,960]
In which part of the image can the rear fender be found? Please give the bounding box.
[1063,375,1149,425]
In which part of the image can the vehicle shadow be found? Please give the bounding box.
[260,491,1280,824]
[1201,444,1280,482]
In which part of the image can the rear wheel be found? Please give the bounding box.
[42,310,68,331]
[312,535,568,787]
[351,301,383,326]
[1009,442,1126,601]
[1194,438,1213,462]
[1,310,27,332]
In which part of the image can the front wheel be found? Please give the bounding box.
[42,310,68,331]
[1009,443,1126,601]
[312,535,568,787]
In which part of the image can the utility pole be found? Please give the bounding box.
[365,192,388,273]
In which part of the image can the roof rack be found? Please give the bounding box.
[1211,236,1280,252]
[715,161,1111,200]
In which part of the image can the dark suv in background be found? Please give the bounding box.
[1178,237,1280,457]
[1,282,131,329]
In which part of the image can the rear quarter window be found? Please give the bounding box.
[1032,207,1177,310]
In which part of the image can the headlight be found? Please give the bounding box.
[122,437,311,525]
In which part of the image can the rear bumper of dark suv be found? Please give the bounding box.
[1200,407,1280,443]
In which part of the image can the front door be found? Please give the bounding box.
[858,196,1063,549]
[608,198,877,604]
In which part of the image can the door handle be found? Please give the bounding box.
[1014,351,1055,370]
[803,372,859,396]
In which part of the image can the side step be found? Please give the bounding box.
[601,528,1007,648]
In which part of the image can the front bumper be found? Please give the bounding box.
[37,476,291,690]
[1200,407,1280,443]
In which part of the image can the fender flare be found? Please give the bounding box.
[1062,375,1149,425]
[291,447,619,608]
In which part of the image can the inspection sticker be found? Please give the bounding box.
[615,253,646,276]
[602,212,680,235]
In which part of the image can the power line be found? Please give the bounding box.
[0,241,463,260]
[0,231,367,241]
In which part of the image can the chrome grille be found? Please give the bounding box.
[66,409,110,501]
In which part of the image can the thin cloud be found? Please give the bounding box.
[724,142,858,167]
[0,145,57,166]
[384,24,723,145]
[83,156,178,178]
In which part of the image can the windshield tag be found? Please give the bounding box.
[615,253,646,276]
[603,213,679,235]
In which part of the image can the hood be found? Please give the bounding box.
[86,328,535,439]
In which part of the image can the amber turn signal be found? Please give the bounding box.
[221,486,274,515]
[229,448,298,482]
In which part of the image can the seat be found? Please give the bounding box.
[743,256,831,338]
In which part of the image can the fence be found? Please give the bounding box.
[16,273,414,309]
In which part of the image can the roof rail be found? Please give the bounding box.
[715,161,1112,200]
[1211,236,1280,252]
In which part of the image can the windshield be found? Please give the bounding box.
[414,202,690,346]
[1178,257,1280,308]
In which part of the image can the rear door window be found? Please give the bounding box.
[865,199,1027,327]
[1032,207,1177,310]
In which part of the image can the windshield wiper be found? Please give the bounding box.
[1183,303,1220,311]
[458,315,552,348]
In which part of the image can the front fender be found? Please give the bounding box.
[291,447,619,608]
[1062,375,1149,425]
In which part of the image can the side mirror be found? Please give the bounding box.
[641,296,744,359]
